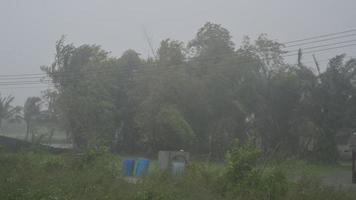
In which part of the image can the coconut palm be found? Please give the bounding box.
[24,97,42,141]
[0,94,21,130]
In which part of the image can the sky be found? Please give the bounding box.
[1,0,356,105]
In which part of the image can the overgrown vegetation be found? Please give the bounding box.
[0,143,355,200]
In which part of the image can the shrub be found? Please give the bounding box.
[222,139,288,200]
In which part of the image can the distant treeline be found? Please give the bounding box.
[33,22,356,162]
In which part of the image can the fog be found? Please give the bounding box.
[2,1,356,197]
[1,0,356,105]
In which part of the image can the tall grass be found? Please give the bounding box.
[0,148,355,200]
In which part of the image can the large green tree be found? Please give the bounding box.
[188,22,235,62]
[42,37,115,149]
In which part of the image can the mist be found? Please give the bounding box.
[1,0,356,105]
[2,1,356,199]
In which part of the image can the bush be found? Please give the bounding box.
[222,139,288,200]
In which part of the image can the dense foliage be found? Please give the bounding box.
[36,22,356,162]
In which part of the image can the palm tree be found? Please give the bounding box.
[0,94,21,130]
[24,97,42,141]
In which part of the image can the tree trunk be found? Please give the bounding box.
[25,120,30,141]
[48,128,55,145]
[65,129,70,143]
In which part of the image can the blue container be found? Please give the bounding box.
[172,161,185,176]
[135,159,150,177]
[122,159,135,177]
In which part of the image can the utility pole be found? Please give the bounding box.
[297,48,302,67]
[312,54,321,76]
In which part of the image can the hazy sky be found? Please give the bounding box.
[1,0,356,105]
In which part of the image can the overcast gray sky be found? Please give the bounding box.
[1,0,356,105]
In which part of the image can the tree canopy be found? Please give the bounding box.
[35,22,356,162]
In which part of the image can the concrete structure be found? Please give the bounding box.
[158,150,189,171]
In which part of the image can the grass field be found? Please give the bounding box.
[1,150,356,200]
[275,160,355,188]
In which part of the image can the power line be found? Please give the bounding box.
[0,41,351,82]
[1,29,356,86]
[286,39,356,53]
[284,43,356,57]
[302,55,355,66]
[0,75,47,80]
[1,42,355,86]
[0,82,53,86]
[284,33,356,48]
[284,28,356,44]
[1,28,355,78]
[0,49,353,87]
[0,72,44,77]
[1,51,355,88]
[0,85,54,89]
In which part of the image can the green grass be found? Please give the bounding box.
[270,159,356,189]
[277,159,347,174]
[1,149,356,200]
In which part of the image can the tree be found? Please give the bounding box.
[109,49,144,153]
[157,39,185,66]
[188,22,235,60]
[309,55,356,162]
[36,23,356,161]
[136,104,195,152]
[0,94,21,130]
[120,49,142,72]
[23,97,42,141]
[239,34,286,76]
[42,36,115,149]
